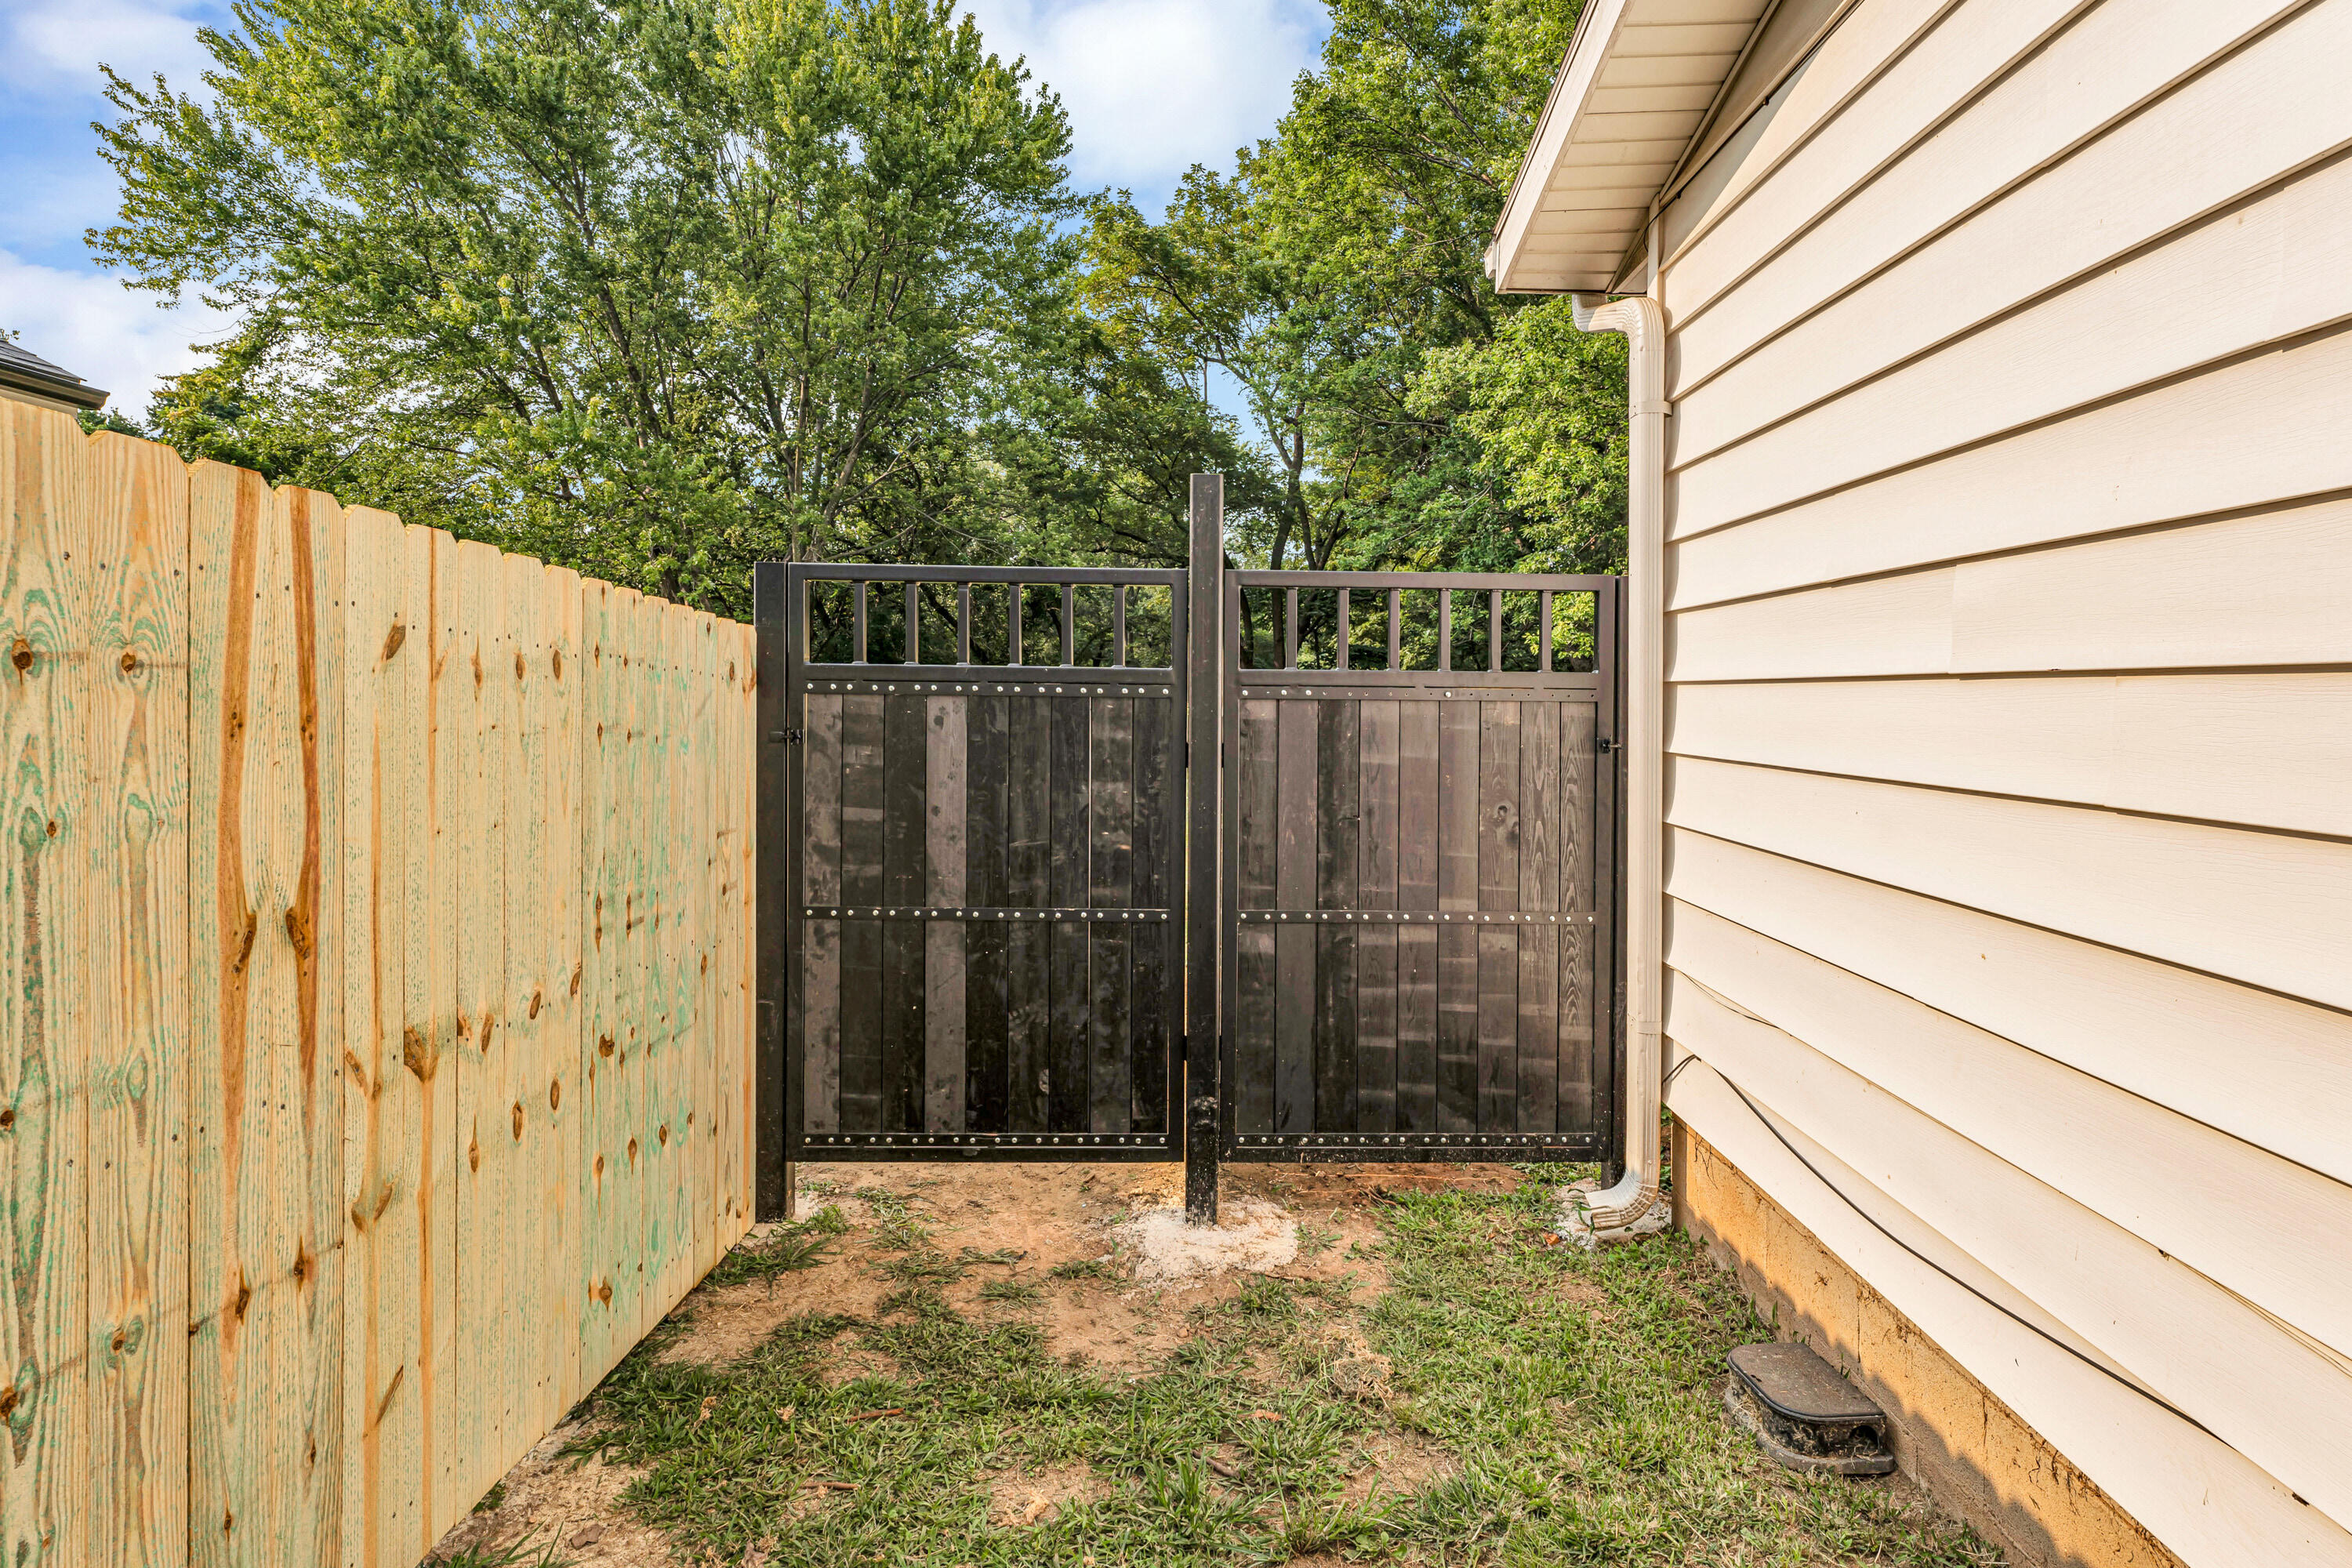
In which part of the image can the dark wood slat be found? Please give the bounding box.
[883,918,926,1131]
[1239,701,1279,910]
[1475,700,1521,1131]
[1559,700,1599,1134]
[1396,925,1437,1133]
[803,693,843,904]
[1438,925,1479,1133]
[1356,925,1396,1134]
[1358,702,1398,909]
[840,695,884,904]
[1275,700,1318,1134]
[927,698,967,1131]
[1049,697,1091,1131]
[884,695,928,902]
[1089,925,1130,1133]
[837,695,886,1131]
[1355,700,1398,1134]
[1007,921,1049,1132]
[1315,701,1359,1131]
[1130,695,1174,1133]
[801,693,845,1133]
[1517,926,1559,1136]
[1091,698,1134,908]
[1477,701,1520,912]
[1521,703,1559,914]
[1397,702,1438,912]
[1051,695,1091,907]
[1235,699,1279,1134]
[1477,926,1516,1131]
[1393,701,1439,1132]
[1560,702,1596,914]
[803,919,840,1132]
[964,695,1008,1131]
[882,696,929,1128]
[1519,702,1561,1135]
[1435,700,1478,1134]
[1051,920,1088,1131]
[1559,924,1596,1134]
[1089,697,1134,1131]
[1004,696,1051,1131]
[1437,703,1477,912]
[1236,929,1276,1134]
[839,920,884,1131]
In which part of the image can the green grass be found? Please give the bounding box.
[703,1205,849,1288]
[437,1532,569,1567]
[568,1174,1999,1566]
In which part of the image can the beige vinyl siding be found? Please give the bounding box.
[1669,1058,2352,1566]
[1650,0,2352,1556]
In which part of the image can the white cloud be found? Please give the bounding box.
[959,0,1322,191]
[0,0,220,97]
[0,249,230,415]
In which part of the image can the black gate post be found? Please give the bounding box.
[753,562,793,1221]
[1185,475,1224,1222]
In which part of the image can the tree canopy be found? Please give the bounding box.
[92,0,1626,605]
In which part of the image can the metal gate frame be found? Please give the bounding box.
[756,481,1624,1224]
[1211,570,1622,1168]
[755,561,1190,1207]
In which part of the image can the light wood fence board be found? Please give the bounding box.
[340,504,423,1568]
[1,401,93,1566]
[82,430,191,1568]
[542,565,586,1421]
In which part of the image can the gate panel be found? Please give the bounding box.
[761,564,1187,1161]
[1221,573,1619,1161]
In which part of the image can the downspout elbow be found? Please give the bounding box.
[1566,290,1667,1236]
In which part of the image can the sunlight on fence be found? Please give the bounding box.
[0,402,756,1564]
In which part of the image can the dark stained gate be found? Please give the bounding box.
[753,491,1622,1221]
[1218,572,1620,1160]
[756,562,1188,1171]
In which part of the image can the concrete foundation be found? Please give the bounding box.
[1671,1120,2184,1568]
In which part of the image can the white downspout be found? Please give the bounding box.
[1568,286,1665,1233]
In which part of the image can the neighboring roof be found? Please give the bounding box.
[1486,0,1846,294]
[0,337,111,412]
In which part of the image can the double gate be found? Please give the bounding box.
[754,482,1621,1218]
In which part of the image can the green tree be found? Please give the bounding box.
[93,0,1159,613]
[1085,0,1627,583]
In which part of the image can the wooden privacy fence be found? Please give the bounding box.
[0,405,757,1566]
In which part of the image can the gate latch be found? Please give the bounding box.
[770,728,804,745]
[1596,735,1615,754]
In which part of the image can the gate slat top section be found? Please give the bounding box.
[775,559,1185,1158]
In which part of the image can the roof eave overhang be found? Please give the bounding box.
[0,366,109,413]
[1487,0,1780,296]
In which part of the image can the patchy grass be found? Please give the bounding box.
[702,1205,848,1288]
[567,1172,1998,1566]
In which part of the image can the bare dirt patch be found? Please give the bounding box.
[1342,1430,1459,1504]
[425,1425,662,1567]
[985,1461,1110,1526]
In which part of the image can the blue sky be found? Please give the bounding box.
[0,0,1326,415]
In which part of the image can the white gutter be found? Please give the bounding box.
[1568,285,1665,1234]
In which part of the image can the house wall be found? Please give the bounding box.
[1646,0,2352,1561]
